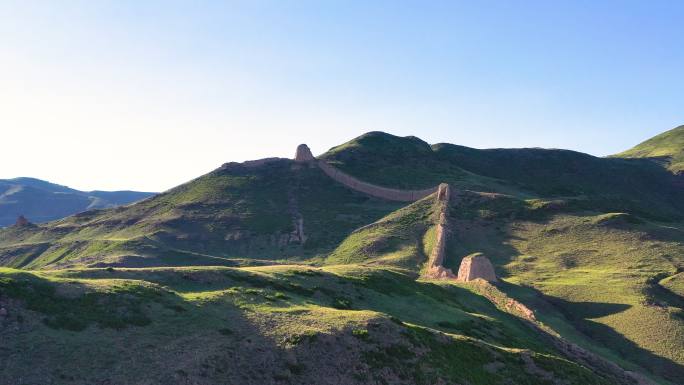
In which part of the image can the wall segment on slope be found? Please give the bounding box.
[294,143,437,202]
[294,144,492,282]
[316,161,437,202]
[293,145,498,282]
[423,183,457,279]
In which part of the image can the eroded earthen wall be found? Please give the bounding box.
[317,161,437,202]
[423,184,457,279]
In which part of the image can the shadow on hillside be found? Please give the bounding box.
[643,275,684,314]
[2,269,375,385]
[544,297,631,319]
[541,293,684,383]
[443,218,521,275]
[37,265,684,383]
[636,220,684,246]
[489,280,684,383]
[57,266,547,352]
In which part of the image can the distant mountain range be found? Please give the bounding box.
[0,177,155,227]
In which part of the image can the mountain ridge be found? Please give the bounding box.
[0,177,155,227]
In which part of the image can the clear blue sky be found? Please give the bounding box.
[1,0,682,191]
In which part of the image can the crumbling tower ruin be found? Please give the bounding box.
[14,215,30,227]
[294,144,315,162]
[457,253,498,282]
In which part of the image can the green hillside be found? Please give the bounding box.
[323,131,683,220]
[327,195,437,270]
[0,160,402,269]
[614,125,684,174]
[0,265,619,384]
[324,187,684,384]
[1,129,683,384]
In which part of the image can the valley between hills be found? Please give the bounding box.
[1,126,684,385]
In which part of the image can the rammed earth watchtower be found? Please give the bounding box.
[294,144,315,162]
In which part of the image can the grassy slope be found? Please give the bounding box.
[325,188,684,384]
[445,194,684,384]
[322,132,683,221]
[614,125,684,174]
[321,131,526,195]
[319,132,684,383]
[662,272,684,297]
[327,195,437,271]
[0,266,613,385]
[0,160,402,269]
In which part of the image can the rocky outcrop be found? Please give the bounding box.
[457,253,497,282]
[423,184,457,279]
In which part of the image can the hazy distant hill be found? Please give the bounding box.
[0,177,154,227]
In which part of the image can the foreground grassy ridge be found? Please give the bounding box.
[0,265,614,385]
[614,125,684,173]
[0,160,401,269]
